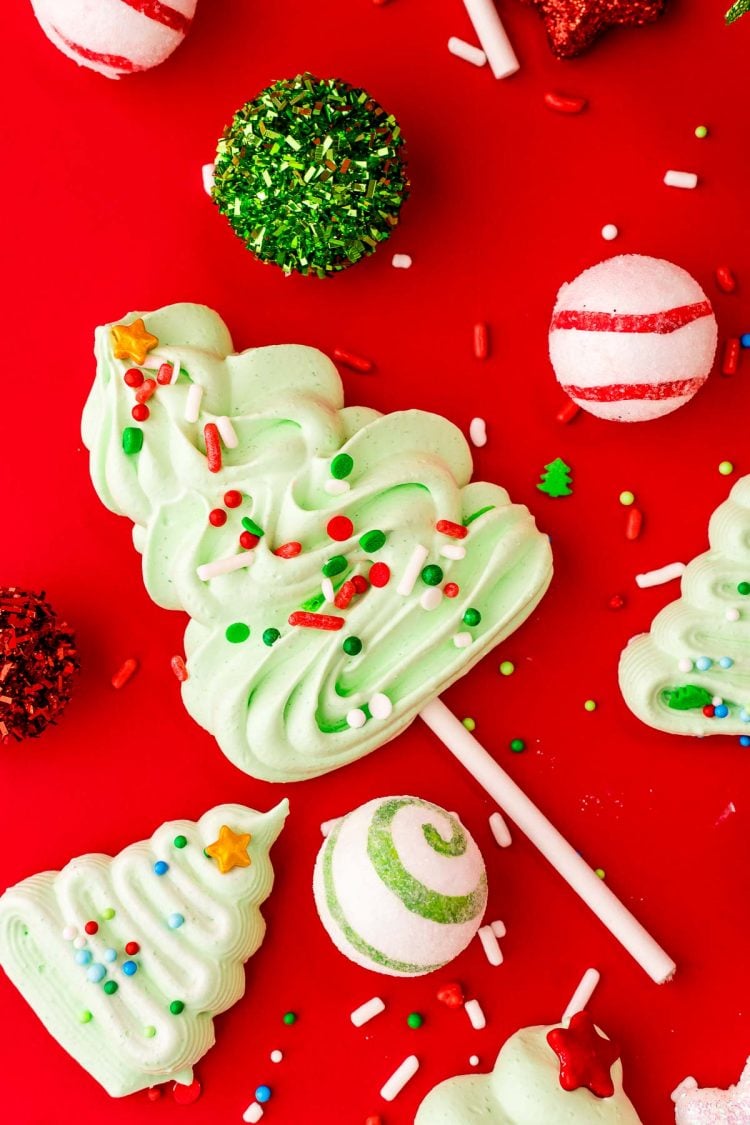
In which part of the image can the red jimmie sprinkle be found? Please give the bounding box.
[170,655,189,682]
[124,368,144,388]
[84,921,99,935]
[625,508,643,541]
[333,346,374,373]
[288,611,344,630]
[715,265,737,293]
[173,1079,202,1105]
[334,580,357,609]
[156,363,174,385]
[368,562,390,588]
[351,575,369,594]
[111,658,138,690]
[204,423,222,473]
[224,490,243,508]
[274,542,302,559]
[543,91,588,114]
[436,981,465,1008]
[722,338,740,376]
[208,509,227,527]
[436,519,468,540]
[327,515,354,541]
[556,398,581,424]
[239,532,259,550]
[131,403,150,422]
[473,322,489,360]
[444,583,460,598]
[135,378,157,403]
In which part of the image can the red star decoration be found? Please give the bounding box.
[520,0,668,59]
[546,1010,620,1098]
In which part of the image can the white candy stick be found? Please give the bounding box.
[392,253,413,269]
[469,417,487,447]
[635,562,686,588]
[440,544,466,560]
[462,0,520,79]
[490,919,506,938]
[465,999,486,1029]
[664,169,698,189]
[448,37,487,67]
[562,968,601,1022]
[380,1055,419,1101]
[489,811,512,847]
[477,925,503,966]
[197,553,254,581]
[202,163,215,195]
[216,415,238,448]
[242,1103,263,1123]
[397,545,429,596]
[351,996,386,1027]
[419,699,676,984]
[184,384,203,423]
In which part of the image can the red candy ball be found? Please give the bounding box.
[239,532,259,550]
[124,368,144,388]
[327,515,354,541]
[84,921,98,935]
[132,403,150,422]
[208,509,227,527]
[368,562,390,588]
[444,583,460,598]
[125,941,140,955]
[224,490,243,508]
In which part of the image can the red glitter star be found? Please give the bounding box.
[520,0,668,58]
[546,1011,620,1098]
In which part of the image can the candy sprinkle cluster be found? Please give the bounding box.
[212,74,409,277]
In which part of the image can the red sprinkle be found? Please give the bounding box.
[365,1118,383,1125]
[436,519,468,540]
[204,423,222,473]
[208,509,227,527]
[125,941,140,955]
[702,704,715,718]
[368,562,390,588]
[334,580,357,609]
[543,91,587,114]
[444,582,460,598]
[351,575,369,594]
[722,338,740,376]
[556,398,581,424]
[625,508,643,541]
[327,515,354,541]
[715,265,737,294]
[111,658,138,690]
[135,378,157,403]
[156,363,174,385]
[124,368,144,388]
[240,532,259,550]
[170,655,188,682]
[609,594,626,610]
[436,981,465,1008]
[84,921,99,936]
[333,346,374,373]
[288,611,344,631]
[132,403,150,422]
[274,541,302,559]
[173,1079,202,1105]
[473,322,489,360]
[224,490,243,508]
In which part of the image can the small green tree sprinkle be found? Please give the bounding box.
[421,564,443,586]
[226,622,250,643]
[122,427,143,454]
[331,453,353,479]
[263,627,281,646]
[359,530,386,552]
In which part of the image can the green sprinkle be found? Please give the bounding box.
[343,636,362,656]
[499,661,515,676]
[122,427,143,455]
[462,717,476,732]
[583,699,597,712]
[463,504,495,527]
[719,461,734,476]
[263,627,281,646]
[212,75,409,277]
[359,530,386,552]
[226,622,250,643]
[421,564,443,586]
[101,908,116,921]
[301,592,326,612]
[282,1011,297,1025]
[103,981,118,995]
[170,1000,185,1015]
[331,453,353,479]
[173,835,188,849]
[738,582,750,596]
[619,490,635,506]
[241,516,264,538]
[694,125,708,138]
[662,684,714,710]
[406,1012,424,1029]
[537,457,572,498]
[323,555,347,578]
[509,738,525,753]
[463,608,481,627]
[144,1026,156,1038]
[595,868,606,880]
[79,1010,93,1024]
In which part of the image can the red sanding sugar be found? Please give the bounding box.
[0,588,78,744]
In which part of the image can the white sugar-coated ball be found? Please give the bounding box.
[549,254,717,422]
[313,796,487,976]
[30,0,197,79]
[601,224,619,241]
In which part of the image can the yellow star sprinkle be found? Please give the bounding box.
[111,318,159,366]
[205,825,252,874]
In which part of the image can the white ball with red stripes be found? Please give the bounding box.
[549,254,717,422]
[30,0,197,79]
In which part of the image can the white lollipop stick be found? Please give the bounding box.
[419,699,676,984]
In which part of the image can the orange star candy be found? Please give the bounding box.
[111,318,159,366]
[205,825,252,874]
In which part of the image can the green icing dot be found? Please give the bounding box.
[103,981,118,995]
[144,1025,156,1038]
[101,908,116,921]
[331,453,353,479]
[323,555,347,578]
[359,530,386,552]
[241,516,264,537]
[509,738,525,753]
[738,582,750,596]
[173,835,188,849]
[122,427,143,455]
[170,1000,185,1015]
[263,627,281,646]
[282,1011,297,1025]
[226,622,250,643]
[463,608,481,627]
[421,564,443,586]
[343,636,362,656]
[79,1010,93,1024]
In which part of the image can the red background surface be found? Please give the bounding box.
[1,2,749,1122]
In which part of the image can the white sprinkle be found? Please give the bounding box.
[490,919,507,938]
[370,692,393,720]
[562,968,601,1023]
[469,1055,480,1067]
[464,998,486,1030]
[489,811,512,847]
[635,562,686,588]
[462,0,520,79]
[469,417,487,447]
[440,544,466,560]
[454,632,472,649]
[380,1055,420,1101]
[601,223,619,241]
[712,695,723,707]
[202,162,215,195]
[448,36,487,67]
[347,708,367,729]
[397,544,430,596]
[351,996,386,1027]
[325,479,351,496]
[477,925,503,966]
[184,383,204,423]
[216,415,238,449]
[197,553,254,581]
[392,253,413,269]
[664,169,698,189]
[270,1050,283,1064]
[242,1103,264,1124]
[420,586,443,611]
[677,658,693,673]
[62,926,77,941]
[73,937,87,950]
[170,358,181,384]
[726,608,740,621]
[321,578,335,604]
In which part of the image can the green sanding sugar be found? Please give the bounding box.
[359,529,386,552]
[212,74,409,277]
[331,453,353,479]
[226,622,250,643]
[122,427,143,454]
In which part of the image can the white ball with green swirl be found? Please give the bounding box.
[313,796,487,976]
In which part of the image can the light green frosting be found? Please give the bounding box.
[82,304,552,780]
[620,475,750,735]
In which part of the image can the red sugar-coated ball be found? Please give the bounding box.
[327,515,354,541]
[0,588,78,745]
